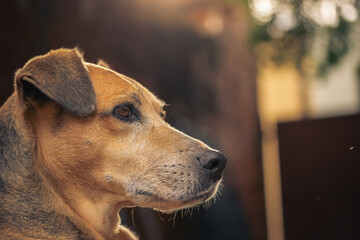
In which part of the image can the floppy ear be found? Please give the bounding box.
[15,48,96,117]
[97,59,111,69]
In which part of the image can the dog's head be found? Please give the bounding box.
[15,48,226,213]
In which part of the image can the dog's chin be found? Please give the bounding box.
[130,180,222,213]
[155,186,218,213]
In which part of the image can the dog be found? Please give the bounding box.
[0,48,227,240]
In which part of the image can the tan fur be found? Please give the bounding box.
[0,49,226,240]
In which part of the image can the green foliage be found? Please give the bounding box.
[244,0,358,77]
[317,19,351,76]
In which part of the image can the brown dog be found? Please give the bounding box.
[0,48,227,240]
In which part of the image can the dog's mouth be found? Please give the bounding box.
[128,179,223,212]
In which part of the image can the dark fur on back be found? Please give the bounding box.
[0,98,90,240]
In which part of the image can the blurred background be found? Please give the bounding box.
[0,0,359,239]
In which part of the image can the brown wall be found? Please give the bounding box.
[278,114,360,240]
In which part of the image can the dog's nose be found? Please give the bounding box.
[197,150,227,181]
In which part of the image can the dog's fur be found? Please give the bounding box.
[0,48,226,240]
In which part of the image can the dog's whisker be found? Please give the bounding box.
[131,208,136,227]
[170,211,178,226]
[157,211,165,222]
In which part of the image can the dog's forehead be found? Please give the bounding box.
[86,63,164,111]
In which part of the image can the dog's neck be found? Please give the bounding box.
[68,192,124,239]
[52,185,137,240]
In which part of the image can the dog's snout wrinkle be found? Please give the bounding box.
[198,150,227,181]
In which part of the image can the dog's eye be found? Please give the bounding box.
[116,105,131,118]
[160,110,166,119]
[113,104,133,119]
[113,103,141,122]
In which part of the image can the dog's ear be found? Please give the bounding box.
[15,48,96,117]
[97,59,111,69]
